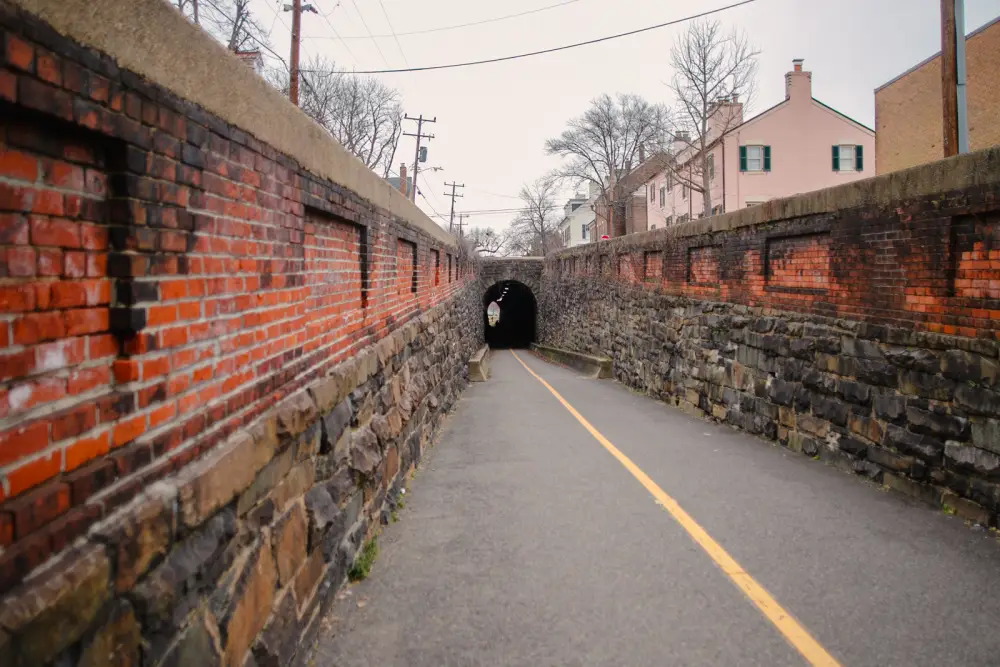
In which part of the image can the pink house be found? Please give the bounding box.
[646,60,876,228]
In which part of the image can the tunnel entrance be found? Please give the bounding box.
[483,280,537,349]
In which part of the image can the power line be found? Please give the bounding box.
[347,0,391,67]
[313,0,361,66]
[304,0,584,40]
[312,0,757,75]
[376,0,408,66]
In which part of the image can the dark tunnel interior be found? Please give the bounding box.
[483,281,537,349]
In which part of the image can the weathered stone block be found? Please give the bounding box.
[883,473,944,507]
[905,406,968,440]
[321,398,353,452]
[177,431,273,529]
[218,541,277,667]
[77,599,141,667]
[941,350,1000,387]
[883,424,944,462]
[272,504,307,587]
[874,393,906,421]
[848,413,884,444]
[838,380,871,405]
[797,413,830,438]
[237,447,294,517]
[884,347,939,373]
[0,544,109,667]
[867,445,919,474]
[787,432,820,456]
[158,611,222,667]
[349,426,381,476]
[812,396,849,427]
[276,391,318,440]
[251,588,299,667]
[955,385,1000,417]
[292,549,326,615]
[90,482,175,592]
[942,491,992,525]
[371,408,403,447]
[970,418,1000,455]
[898,370,954,400]
[944,441,1000,478]
[841,337,884,360]
[132,509,236,635]
[271,461,316,514]
[765,377,795,406]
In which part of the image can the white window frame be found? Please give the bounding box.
[746,145,764,172]
[838,144,857,172]
[581,224,589,240]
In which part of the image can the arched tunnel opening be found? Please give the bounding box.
[483,280,537,349]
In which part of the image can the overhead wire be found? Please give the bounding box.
[313,0,362,67]
[376,0,409,66]
[304,0,584,40]
[347,0,392,67]
[306,0,757,74]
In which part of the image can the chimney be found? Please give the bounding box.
[672,130,690,155]
[398,163,408,198]
[638,145,646,163]
[785,59,811,102]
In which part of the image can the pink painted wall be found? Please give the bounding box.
[646,63,876,229]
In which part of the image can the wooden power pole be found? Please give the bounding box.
[286,1,317,106]
[940,0,958,158]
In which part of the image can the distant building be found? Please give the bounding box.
[875,15,1000,175]
[557,183,599,247]
[643,59,875,227]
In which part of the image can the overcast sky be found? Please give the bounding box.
[247,0,1000,231]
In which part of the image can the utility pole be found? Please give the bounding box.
[444,182,465,234]
[403,115,436,202]
[456,213,467,238]
[285,0,318,106]
[940,0,958,157]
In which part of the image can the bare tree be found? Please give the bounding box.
[668,20,758,218]
[201,0,269,52]
[510,177,562,256]
[546,94,668,237]
[468,226,517,257]
[274,57,402,179]
[264,57,403,178]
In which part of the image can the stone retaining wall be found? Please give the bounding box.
[541,146,1000,527]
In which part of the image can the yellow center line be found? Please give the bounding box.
[511,350,842,667]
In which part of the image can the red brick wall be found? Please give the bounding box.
[0,22,469,593]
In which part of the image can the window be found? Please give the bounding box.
[665,215,673,226]
[746,200,764,208]
[650,184,655,202]
[666,174,673,189]
[707,153,715,180]
[740,145,771,172]
[833,144,863,172]
[659,186,665,206]
[581,224,589,240]
[682,185,688,200]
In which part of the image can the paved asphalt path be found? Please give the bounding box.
[307,351,1000,667]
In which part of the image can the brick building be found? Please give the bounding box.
[875,15,1000,175]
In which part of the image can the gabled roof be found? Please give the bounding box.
[811,98,874,134]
